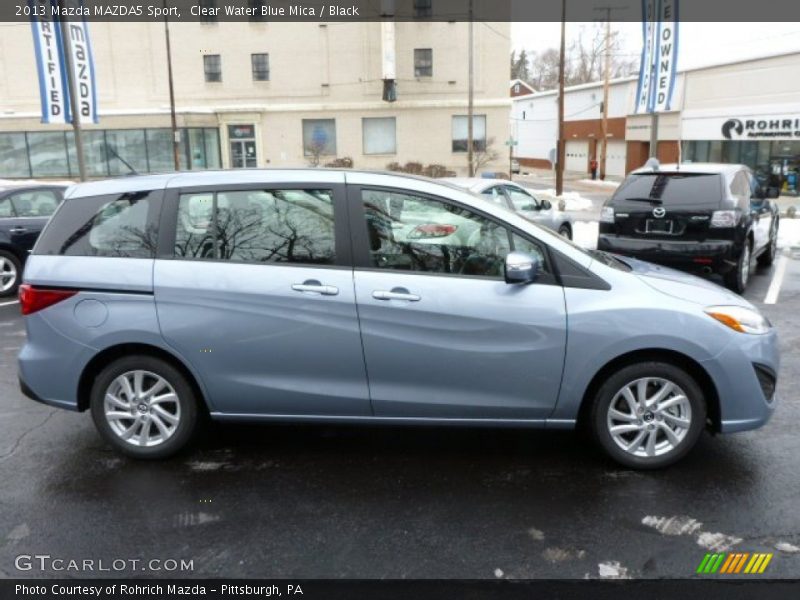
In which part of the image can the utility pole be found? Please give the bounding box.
[58,0,86,181]
[594,5,627,179]
[163,0,180,171]
[555,0,566,196]
[467,0,475,176]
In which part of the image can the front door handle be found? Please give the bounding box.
[373,288,421,302]
[9,227,27,234]
[291,280,339,296]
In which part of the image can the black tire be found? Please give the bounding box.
[590,361,706,469]
[558,224,573,240]
[757,222,779,267]
[0,249,22,298]
[724,239,751,294]
[90,355,200,459]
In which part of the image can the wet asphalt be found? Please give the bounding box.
[0,254,799,580]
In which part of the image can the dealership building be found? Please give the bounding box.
[512,50,800,191]
[0,20,510,179]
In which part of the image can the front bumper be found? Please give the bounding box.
[701,329,780,433]
[597,234,739,273]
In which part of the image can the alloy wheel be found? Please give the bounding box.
[103,370,181,448]
[741,243,750,286]
[0,257,17,293]
[606,377,692,458]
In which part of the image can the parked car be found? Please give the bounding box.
[0,184,66,297]
[598,162,780,293]
[18,170,778,468]
[445,178,574,239]
[510,159,521,175]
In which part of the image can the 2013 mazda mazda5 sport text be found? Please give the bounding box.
[17,170,779,468]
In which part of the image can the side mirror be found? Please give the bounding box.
[766,186,780,199]
[504,251,541,285]
[540,199,552,210]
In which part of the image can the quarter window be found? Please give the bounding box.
[175,189,336,265]
[361,189,546,278]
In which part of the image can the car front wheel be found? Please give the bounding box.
[724,240,751,294]
[90,355,200,459]
[590,362,706,469]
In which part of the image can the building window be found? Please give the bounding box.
[514,83,520,93]
[414,48,433,78]
[204,55,222,82]
[363,117,397,155]
[199,0,217,23]
[452,115,487,152]
[251,53,270,81]
[0,133,31,177]
[248,0,266,20]
[302,119,337,158]
[414,0,433,18]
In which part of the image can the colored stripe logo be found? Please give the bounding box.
[697,552,773,574]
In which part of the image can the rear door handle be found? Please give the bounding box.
[372,289,421,302]
[9,227,27,233]
[291,280,339,296]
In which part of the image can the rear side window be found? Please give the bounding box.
[613,173,722,206]
[34,191,159,258]
[174,188,336,265]
[0,197,12,218]
[9,189,61,217]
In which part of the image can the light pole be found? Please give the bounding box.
[163,0,180,171]
[556,0,566,196]
[58,0,86,181]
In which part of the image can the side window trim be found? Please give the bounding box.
[159,182,352,268]
[347,184,557,285]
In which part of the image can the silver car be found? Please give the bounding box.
[445,177,574,239]
[18,170,778,468]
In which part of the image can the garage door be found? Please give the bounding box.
[605,140,627,178]
[565,140,589,173]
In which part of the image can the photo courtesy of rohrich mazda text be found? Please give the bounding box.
[1,1,799,599]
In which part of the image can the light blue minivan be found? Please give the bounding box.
[17,170,779,468]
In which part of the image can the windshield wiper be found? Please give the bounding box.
[623,197,663,203]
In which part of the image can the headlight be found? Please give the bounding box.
[710,210,741,228]
[705,305,771,334]
[600,206,615,223]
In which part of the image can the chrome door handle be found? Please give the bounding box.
[291,281,339,296]
[9,227,27,233]
[372,289,421,302]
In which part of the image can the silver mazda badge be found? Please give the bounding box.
[652,207,666,218]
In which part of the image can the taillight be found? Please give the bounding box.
[19,284,77,316]
[408,224,458,239]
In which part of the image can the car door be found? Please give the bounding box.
[745,171,773,252]
[154,180,371,417]
[6,188,62,252]
[350,185,567,420]
[502,184,554,228]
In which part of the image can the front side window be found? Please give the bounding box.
[34,192,158,258]
[451,115,487,152]
[363,117,396,155]
[9,190,60,217]
[251,53,270,81]
[361,189,546,278]
[302,119,337,157]
[480,186,507,207]
[204,55,222,82]
[414,48,433,77]
[175,189,336,265]
[504,185,540,211]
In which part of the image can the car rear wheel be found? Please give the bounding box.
[90,355,199,459]
[0,250,21,298]
[590,362,706,469]
[724,240,751,294]
[558,224,572,240]
[757,224,779,267]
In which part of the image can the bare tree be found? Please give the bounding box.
[472,137,500,174]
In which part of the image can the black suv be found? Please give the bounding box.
[0,185,66,297]
[598,162,780,293]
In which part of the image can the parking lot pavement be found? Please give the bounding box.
[1,256,799,580]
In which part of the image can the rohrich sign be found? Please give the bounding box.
[681,113,800,141]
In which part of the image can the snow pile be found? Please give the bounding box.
[572,221,599,250]
[778,218,800,249]
[539,189,594,211]
[578,178,621,188]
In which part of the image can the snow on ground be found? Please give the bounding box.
[0,178,74,188]
[539,189,595,212]
[778,218,800,249]
[572,221,599,250]
[578,178,621,188]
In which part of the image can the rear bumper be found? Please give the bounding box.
[597,234,739,272]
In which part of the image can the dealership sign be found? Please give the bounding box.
[635,0,679,114]
[682,112,800,141]
[29,0,98,124]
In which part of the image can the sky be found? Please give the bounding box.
[512,22,800,73]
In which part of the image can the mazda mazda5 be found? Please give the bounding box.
[18,170,779,468]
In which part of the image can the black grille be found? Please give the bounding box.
[753,364,777,402]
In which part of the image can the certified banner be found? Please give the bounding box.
[29,0,69,124]
[635,0,679,114]
[634,0,657,114]
[63,0,99,123]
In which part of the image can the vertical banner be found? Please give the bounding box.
[64,0,99,124]
[652,0,679,112]
[29,0,69,124]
